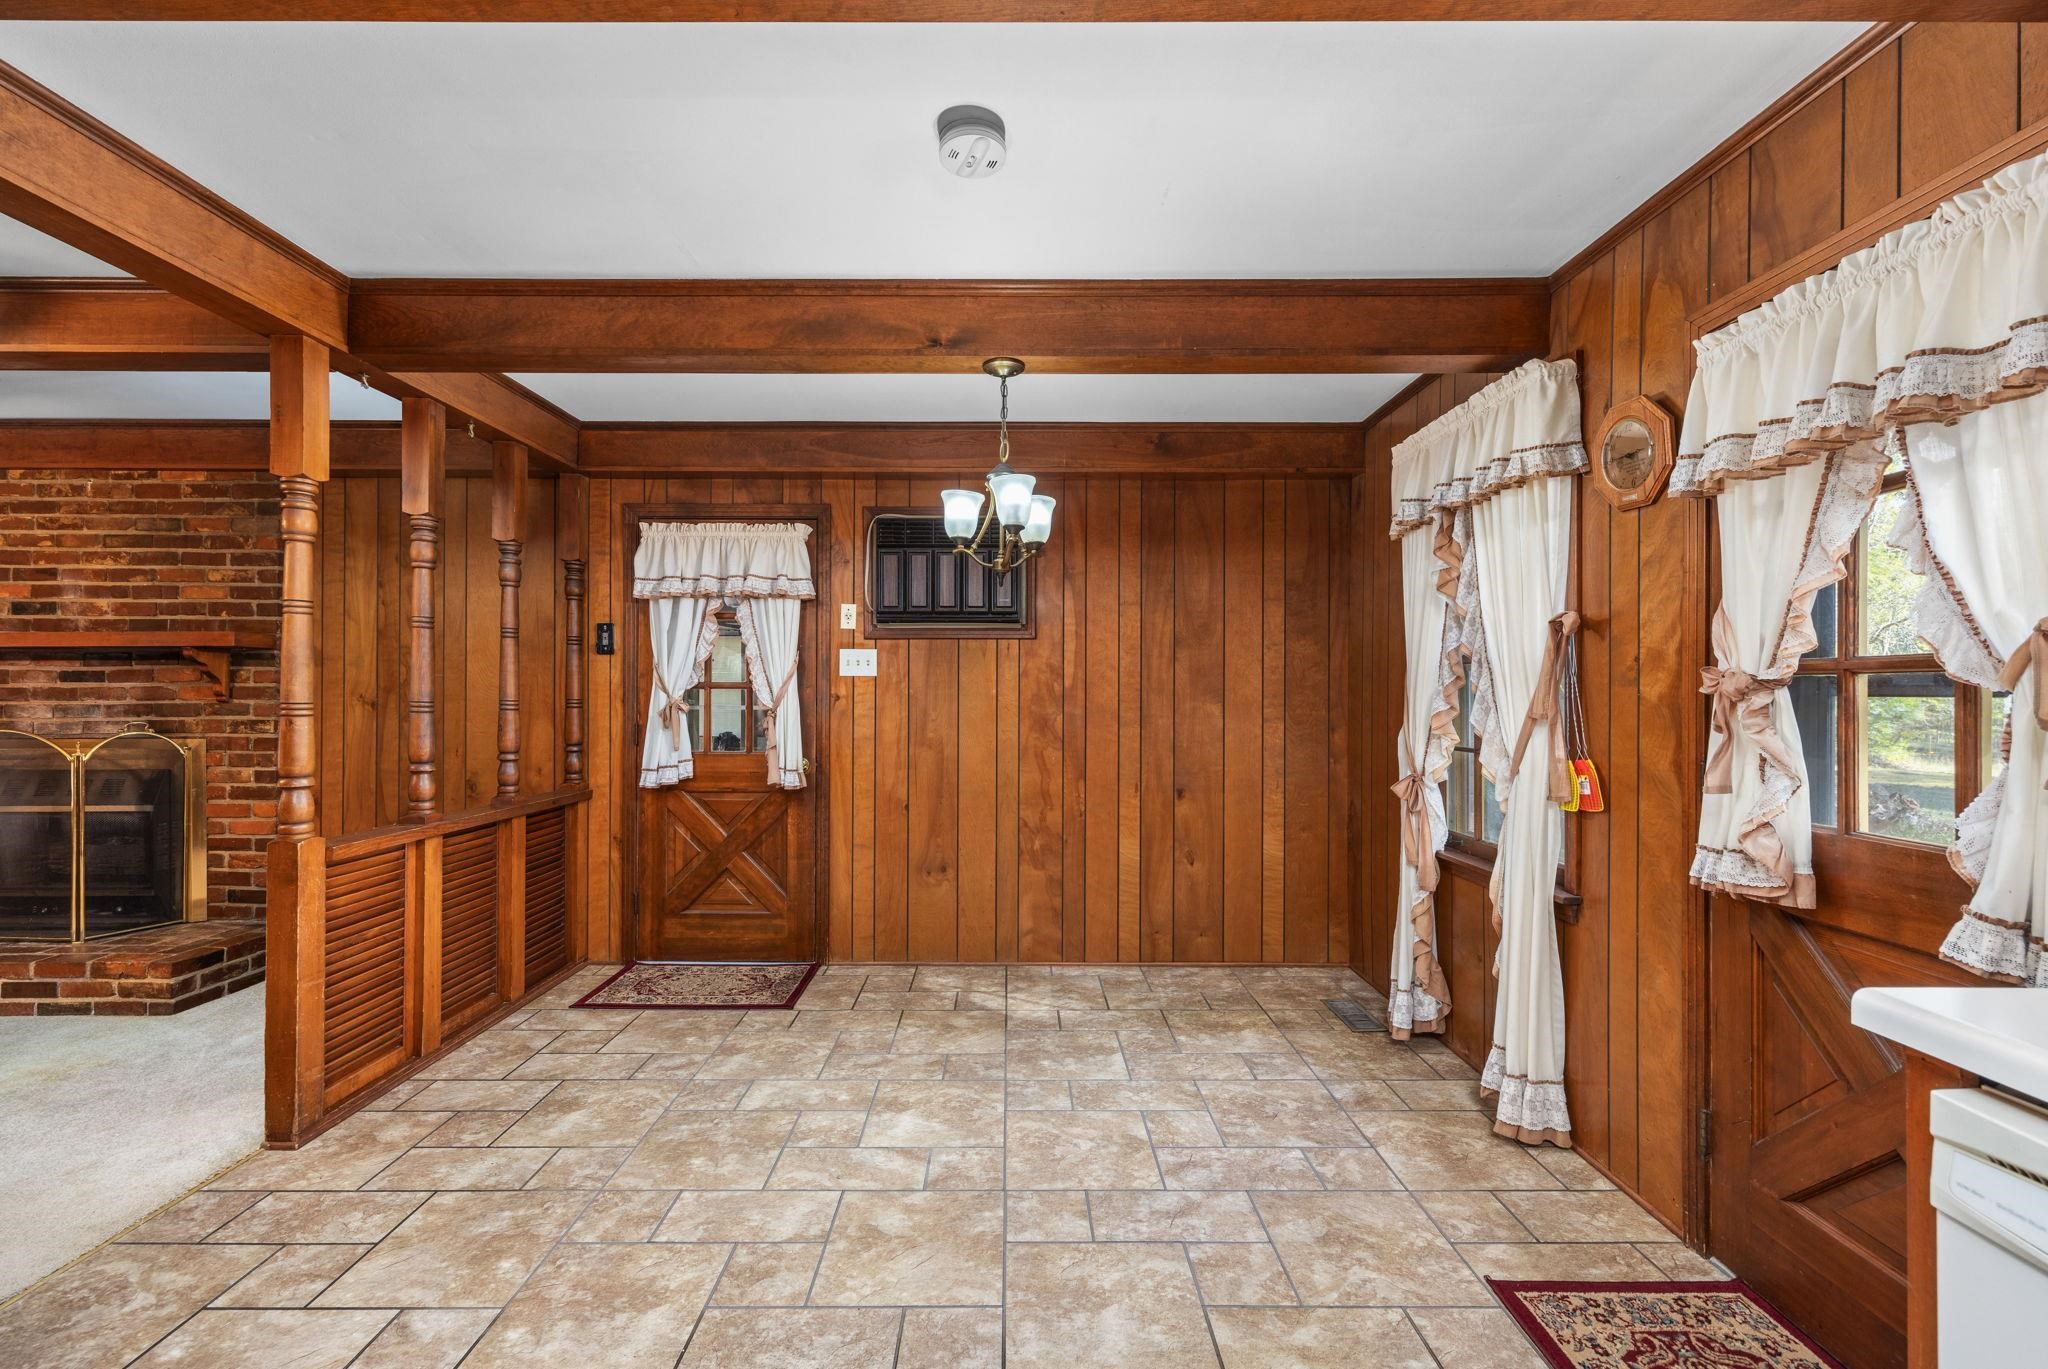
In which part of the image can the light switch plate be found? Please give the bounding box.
[838,648,878,677]
[839,602,859,629]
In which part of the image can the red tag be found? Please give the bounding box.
[1570,758,1605,813]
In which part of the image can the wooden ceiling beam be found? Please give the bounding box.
[346,278,1550,375]
[0,419,1367,477]
[578,422,1369,476]
[0,61,349,348]
[0,4,2022,21]
[349,364,582,470]
[0,279,270,369]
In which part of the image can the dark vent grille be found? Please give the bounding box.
[870,513,1028,633]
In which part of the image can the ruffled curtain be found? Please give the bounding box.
[635,522,816,791]
[1676,148,2048,978]
[1387,357,1587,1143]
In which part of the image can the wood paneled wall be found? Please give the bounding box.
[1355,21,2048,1239]
[314,474,565,834]
[578,474,1360,966]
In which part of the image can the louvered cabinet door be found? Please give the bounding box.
[322,847,408,1103]
[439,826,500,1035]
[525,807,569,986]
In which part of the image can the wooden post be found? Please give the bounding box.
[558,474,588,788]
[498,815,528,1004]
[401,397,445,819]
[265,334,329,1148]
[492,442,528,799]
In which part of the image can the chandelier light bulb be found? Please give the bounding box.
[989,471,1036,530]
[1021,495,1056,546]
[941,488,985,541]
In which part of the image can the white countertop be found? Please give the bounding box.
[1852,986,2048,1101]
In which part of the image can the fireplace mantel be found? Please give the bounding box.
[0,629,275,700]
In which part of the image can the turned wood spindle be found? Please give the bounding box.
[492,442,529,800]
[401,397,445,818]
[275,475,321,839]
[562,558,587,787]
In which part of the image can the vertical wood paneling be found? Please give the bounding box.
[1900,23,2020,193]
[1282,481,1329,964]
[1084,480,1122,964]
[872,478,910,961]
[1259,480,1287,963]
[957,636,997,962]
[1748,84,1844,278]
[1221,480,1263,965]
[1116,479,1144,963]
[1708,157,1750,300]
[1172,481,1225,961]
[1017,478,1066,962]
[1138,481,1176,962]
[1061,480,1089,961]
[1843,40,1901,224]
[2026,24,2048,129]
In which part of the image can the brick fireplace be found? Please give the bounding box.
[0,468,281,923]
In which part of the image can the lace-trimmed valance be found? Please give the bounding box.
[1388,358,1589,539]
[633,521,817,600]
[1675,148,2048,495]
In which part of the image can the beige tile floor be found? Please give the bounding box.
[0,963,1722,1368]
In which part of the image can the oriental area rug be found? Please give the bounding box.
[1488,1279,1845,1369]
[573,960,818,1010]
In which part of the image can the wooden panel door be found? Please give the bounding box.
[632,587,818,964]
[1708,877,1975,1369]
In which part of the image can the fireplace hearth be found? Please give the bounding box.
[0,725,206,942]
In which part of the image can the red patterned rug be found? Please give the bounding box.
[573,961,819,1010]
[1489,1279,1845,1368]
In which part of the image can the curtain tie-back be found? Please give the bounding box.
[1698,606,1801,797]
[1390,744,1439,896]
[655,677,690,750]
[1997,617,2048,731]
[1509,611,1581,804]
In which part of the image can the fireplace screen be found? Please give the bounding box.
[0,726,206,942]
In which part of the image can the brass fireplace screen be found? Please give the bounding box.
[0,726,206,942]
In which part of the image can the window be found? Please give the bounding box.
[1445,679,1503,851]
[1792,468,2009,847]
[865,511,1031,637]
[680,604,768,755]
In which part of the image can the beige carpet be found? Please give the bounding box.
[0,983,262,1300]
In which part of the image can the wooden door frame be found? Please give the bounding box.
[618,502,832,964]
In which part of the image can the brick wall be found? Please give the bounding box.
[0,469,281,918]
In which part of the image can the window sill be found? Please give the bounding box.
[1438,841,1583,924]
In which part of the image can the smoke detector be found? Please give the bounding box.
[936,104,1006,179]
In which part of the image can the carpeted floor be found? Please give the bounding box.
[0,983,263,1300]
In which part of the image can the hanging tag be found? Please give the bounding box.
[1558,783,1581,814]
[1571,758,1605,813]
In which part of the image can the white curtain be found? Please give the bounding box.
[736,597,805,790]
[1677,148,2048,979]
[635,522,816,791]
[1387,357,1587,1143]
[640,595,718,787]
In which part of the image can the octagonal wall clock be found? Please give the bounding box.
[1588,394,1677,512]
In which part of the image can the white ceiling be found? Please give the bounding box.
[0,372,400,421]
[514,372,1416,423]
[0,21,1860,281]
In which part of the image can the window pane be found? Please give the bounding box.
[709,689,748,752]
[1807,583,1838,660]
[1453,680,1475,747]
[1986,689,2013,784]
[753,700,769,753]
[1447,750,1475,838]
[709,617,746,682]
[1857,672,1954,845]
[1857,490,1928,657]
[681,687,705,749]
[1481,770,1504,844]
[1788,675,1838,827]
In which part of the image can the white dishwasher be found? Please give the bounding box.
[1929,1086,2048,1366]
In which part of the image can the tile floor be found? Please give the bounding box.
[0,962,1722,1367]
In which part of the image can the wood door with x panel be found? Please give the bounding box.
[629,511,822,963]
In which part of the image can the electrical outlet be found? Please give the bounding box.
[838,648,878,677]
[839,602,859,630]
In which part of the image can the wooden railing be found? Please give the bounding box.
[301,787,588,1128]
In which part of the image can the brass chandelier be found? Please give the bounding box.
[941,358,1055,575]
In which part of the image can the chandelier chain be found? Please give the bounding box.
[997,374,1011,464]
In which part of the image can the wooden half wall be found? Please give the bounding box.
[1355,20,2048,1246]
[578,473,1363,967]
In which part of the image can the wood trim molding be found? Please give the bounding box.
[0,3,2025,19]
[1547,22,1912,291]
[0,60,348,346]
[0,419,494,472]
[0,277,268,369]
[346,277,1549,374]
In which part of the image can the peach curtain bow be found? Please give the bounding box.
[1698,609,1801,797]
[1389,740,1452,1010]
[1998,617,2048,731]
[1509,611,1581,804]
